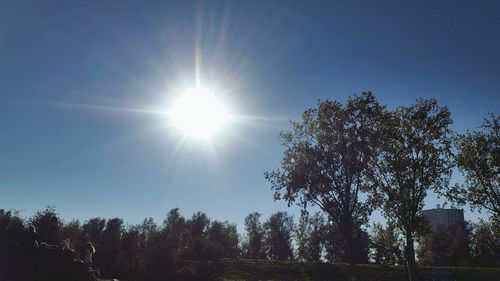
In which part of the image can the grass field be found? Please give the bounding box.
[175,259,500,281]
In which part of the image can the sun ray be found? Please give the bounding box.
[25,100,165,116]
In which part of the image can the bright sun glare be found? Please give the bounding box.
[167,86,230,140]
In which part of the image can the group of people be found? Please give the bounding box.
[24,225,96,272]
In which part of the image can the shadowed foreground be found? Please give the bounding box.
[2,241,499,281]
[175,259,500,281]
[0,241,109,281]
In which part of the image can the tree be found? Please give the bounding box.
[163,208,186,252]
[308,212,326,262]
[295,212,325,262]
[372,99,453,281]
[82,217,106,246]
[29,206,62,245]
[181,211,211,260]
[120,225,142,277]
[450,114,500,222]
[129,217,157,278]
[0,209,25,243]
[324,221,370,264]
[265,92,384,264]
[207,220,239,259]
[417,222,471,266]
[144,229,175,278]
[59,219,84,249]
[263,211,294,260]
[139,217,158,242]
[187,212,210,239]
[242,212,266,259]
[295,213,311,262]
[371,222,404,265]
[470,220,500,267]
[98,218,124,276]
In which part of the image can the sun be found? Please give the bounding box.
[167,86,230,140]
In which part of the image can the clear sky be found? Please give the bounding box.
[1,1,499,229]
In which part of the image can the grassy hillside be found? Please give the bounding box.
[176,259,500,281]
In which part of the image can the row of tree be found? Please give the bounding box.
[1,206,499,279]
[264,92,499,281]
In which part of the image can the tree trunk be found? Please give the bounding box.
[405,232,418,281]
[345,234,354,264]
[341,220,355,265]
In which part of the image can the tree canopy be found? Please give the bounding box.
[372,98,454,281]
[265,92,384,264]
[450,114,500,221]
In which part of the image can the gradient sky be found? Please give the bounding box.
[1,1,499,230]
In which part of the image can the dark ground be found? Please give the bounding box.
[2,241,499,281]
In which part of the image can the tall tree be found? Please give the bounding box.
[120,225,142,276]
[163,208,186,251]
[308,212,326,262]
[265,92,384,264]
[263,212,294,260]
[295,213,311,262]
[99,218,124,276]
[372,99,453,281]
[181,211,211,260]
[243,212,266,259]
[449,114,500,221]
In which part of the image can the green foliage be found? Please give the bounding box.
[372,98,454,280]
[242,212,265,259]
[28,206,62,245]
[263,212,294,260]
[324,222,370,264]
[469,220,500,267]
[370,222,404,265]
[450,114,500,221]
[265,92,384,264]
[187,212,210,239]
[295,212,325,262]
[59,219,85,249]
[2,206,500,280]
[207,221,240,259]
[82,217,106,245]
[180,211,211,260]
[98,218,124,276]
[163,208,187,250]
[0,209,25,243]
[418,222,471,266]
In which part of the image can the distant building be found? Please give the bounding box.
[421,204,464,230]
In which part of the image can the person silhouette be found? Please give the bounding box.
[24,225,39,248]
[81,242,96,272]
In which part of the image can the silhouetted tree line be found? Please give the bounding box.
[1,205,499,280]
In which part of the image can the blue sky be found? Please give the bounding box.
[1,1,499,229]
